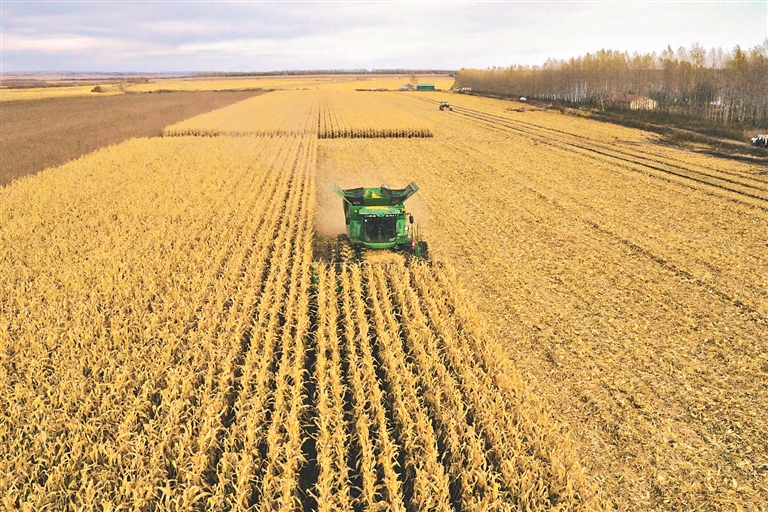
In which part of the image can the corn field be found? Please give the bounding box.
[1,100,595,508]
[163,90,320,137]
[1,135,319,509]
[317,90,432,139]
[3,81,766,511]
[164,88,432,140]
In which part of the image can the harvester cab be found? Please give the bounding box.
[333,182,428,261]
[439,102,452,111]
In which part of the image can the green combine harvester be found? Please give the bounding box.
[333,182,428,261]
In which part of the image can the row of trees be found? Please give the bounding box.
[454,41,768,127]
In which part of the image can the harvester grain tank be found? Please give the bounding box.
[333,182,428,261]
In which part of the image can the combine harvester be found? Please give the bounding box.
[333,182,428,262]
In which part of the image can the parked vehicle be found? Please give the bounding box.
[751,134,768,148]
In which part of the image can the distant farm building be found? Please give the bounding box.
[629,96,658,110]
[416,84,436,91]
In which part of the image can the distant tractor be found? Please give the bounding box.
[751,134,768,148]
[439,101,452,111]
[334,182,428,261]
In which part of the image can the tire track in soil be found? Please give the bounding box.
[417,97,768,209]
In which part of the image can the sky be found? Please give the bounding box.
[1,1,766,72]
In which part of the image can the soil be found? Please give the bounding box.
[0,90,266,186]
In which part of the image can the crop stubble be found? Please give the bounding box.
[317,91,767,509]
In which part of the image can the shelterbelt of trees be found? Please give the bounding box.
[455,41,768,127]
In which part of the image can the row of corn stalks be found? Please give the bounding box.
[1,133,598,510]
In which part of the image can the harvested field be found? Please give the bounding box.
[317,91,768,510]
[2,80,766,510]
[0,84,125,102]
[123,74,455,93]
[0,90,264,186]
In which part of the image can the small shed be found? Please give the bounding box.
[416,84,436,91]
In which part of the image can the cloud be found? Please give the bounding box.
[2,1,766,72]
[4,34,104,53]
[141,20,219,38]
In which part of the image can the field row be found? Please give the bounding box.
[163,90,434,139]
[318,91,432,138]
[311,260,596,510]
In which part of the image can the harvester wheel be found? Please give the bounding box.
[337,234,355,263]
[416,241,429,260]
[356,245,367,263]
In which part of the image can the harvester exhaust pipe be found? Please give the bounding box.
[409,214,416,249]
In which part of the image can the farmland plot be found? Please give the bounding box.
[164,89,433,140]
[318,89,432,138]
[0,90,264,186]
[1,135,318,509]
[164,90,319,137]
[5,81,766,511]
[1,90,597,510]
[317,92,768,510]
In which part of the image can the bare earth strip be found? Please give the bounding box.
[0,90,264,186]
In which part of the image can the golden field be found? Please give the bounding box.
[317,89,432,138]
[124,75,455,94]
[2,80,767,510]
[163,90,320,137]
[0,84,124,102]
[316,92,768,510]
[165,88,434,139]
[1,92,595,509]
[0,74,454,103]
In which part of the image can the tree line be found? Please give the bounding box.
[454,41,768,127]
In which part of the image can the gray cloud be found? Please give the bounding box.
[2,1,765,72]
